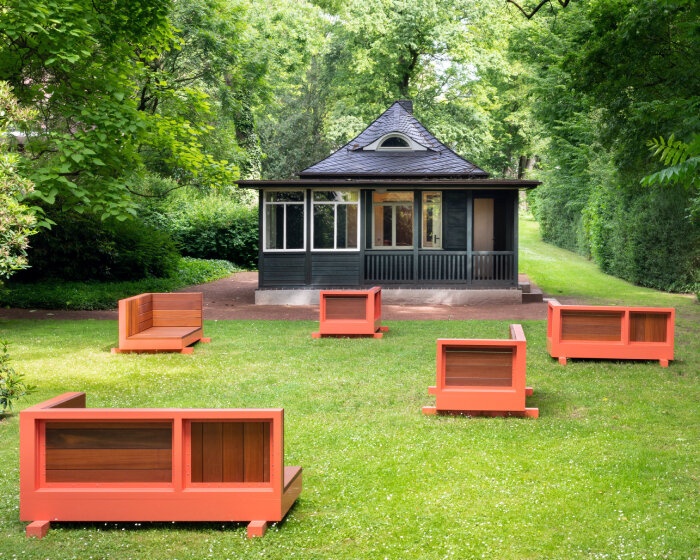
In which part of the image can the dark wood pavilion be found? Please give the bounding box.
[238,100,539,302]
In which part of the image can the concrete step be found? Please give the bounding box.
[522,288,543,304]
[518,281,531,294]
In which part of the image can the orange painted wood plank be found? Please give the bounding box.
[262,422,270,483]
[222,422,244,483]
[45,448,171,470]
[46,469,172,483]
[45,427,172,449]
[244,422,264,483]
[190,421,203,483]
[202,422,223,483]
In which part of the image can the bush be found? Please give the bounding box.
[1,257,239,310]
[17,211,180,282]
[0,340,36,413]
[142,194,259,269]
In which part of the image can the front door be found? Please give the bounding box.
[473,198,494,251]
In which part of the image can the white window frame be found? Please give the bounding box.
[362,132,428,152]
[262,189,306,252]
[310,190,361,252]
[421,191,442,250]
[371,192,415,250]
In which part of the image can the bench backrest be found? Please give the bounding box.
[119,293,203,338]
[21,394,284,504]
[547,300,674,345]
[437,324,526,390]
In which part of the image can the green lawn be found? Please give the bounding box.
[0,220,698,559]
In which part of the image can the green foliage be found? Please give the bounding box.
[17,211,180,282]
[1,257,238,310]
[0,340,35,413]
[141,191,259,269]
[0,81,38,280]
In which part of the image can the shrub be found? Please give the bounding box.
[1,257,239,310]
[142,194,259,269]
[0,340,36,413]
[18,210,180,282]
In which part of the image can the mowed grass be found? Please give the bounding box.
[0,218,698,559]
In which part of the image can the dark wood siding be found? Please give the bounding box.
[443,190,468,250]
[260,254,306,287]
[312,253,361,286]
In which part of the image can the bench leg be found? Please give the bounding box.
[525,387,534,397]
[558,357,567,366]
[180,347,194,354]
[372,332,384,339]
[378,326,389,333]
[200,337,211,343]
[247,520,268,538]
[659,359,669,368]
[26,521,50,539]
[421,406,437,415]
[311,332,322,339]
[524,408,539,418]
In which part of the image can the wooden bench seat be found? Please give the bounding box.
[21,393,303,539]
[312,286,388,338]
[111,293,210,354]
[128,326,201,339]
[547,300,675,367]
[422,325,538,417]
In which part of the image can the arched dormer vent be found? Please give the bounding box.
[362,133,429,152]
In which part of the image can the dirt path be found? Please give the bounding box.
[0,272,556,321]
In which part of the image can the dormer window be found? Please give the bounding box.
[379,136,410,149]
[362,132,428,152]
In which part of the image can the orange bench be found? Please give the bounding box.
[112,293,210,354]
[547,300,675,367]
[312,286,388,338]
[20,392,303,539]
[422,325,538,417]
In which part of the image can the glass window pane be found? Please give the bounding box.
[373,191,414,203]
[286,204,304,249]
[373,206,391,247]
[313,191,359,202]
[337,204,358,249]
[313,205,334,249]
[265,191,304,202]
[422,192,441,248]
[379,136,410,148]
[396,205,413,246]
[265,205,284,249]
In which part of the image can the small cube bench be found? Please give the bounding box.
[547,300,675,367]
[112,292,210,354]
[422,324,538,417]
[312,286,388,338]
[20,392,302,539]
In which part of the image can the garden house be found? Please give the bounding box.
[239,101,540,304]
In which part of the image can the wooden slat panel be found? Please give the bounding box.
[46,469,171,483]
[47,422,164,430]
[46,448,171,470]
[190,422,203,483]
[129,326,200,339]
[445,367,513,387]
[152,294,201,310]
[325,296,367,320]
[202,422,223,482]
[561,311,622,341]
[151,317,202,328]
[46,428,172,449]
[630,312,668,343]
[445,349,513,367]
[244,422,264,483]
[222,422,244,483]
[263,422,270,483]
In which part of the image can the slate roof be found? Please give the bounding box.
[299,101,489,178]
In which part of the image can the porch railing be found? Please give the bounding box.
[363,251,515,284]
